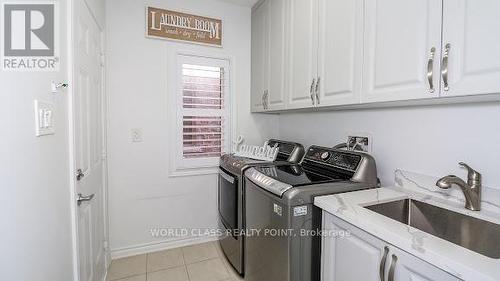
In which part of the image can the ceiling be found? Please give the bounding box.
[219,0,260,7]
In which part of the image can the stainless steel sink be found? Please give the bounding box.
[365,199,500,258]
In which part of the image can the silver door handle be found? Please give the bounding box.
[379,246,389,281]
[76,169,85,181]
[310,78,316,105]
[442,43,451,92]
[77,193,95,206]
[315,77,320,105]
[388,254,398,281]
[427,47,436,93]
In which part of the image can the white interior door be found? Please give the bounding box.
[361,0,443,103]
[441,0,500,97]
[317,0,363,107]
[74,0,106,280]
[286,0,318,109]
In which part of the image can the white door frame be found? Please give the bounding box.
[67,0,109,280]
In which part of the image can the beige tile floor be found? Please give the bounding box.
[107,241,244,281]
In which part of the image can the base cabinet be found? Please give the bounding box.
[322,212,386,280]
[321,212,461,281]
[387,246,460,281]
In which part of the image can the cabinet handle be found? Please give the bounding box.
[262,90,268,110]
[265,90,269,110]
[442,43,451,92]
[263,90,267,109]
[379,246,389,281]
[315,77,320,105]
[427,47,436,93]
[388,254,398,281]
[310,78,316,105]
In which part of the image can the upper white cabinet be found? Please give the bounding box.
[251,1,268,112]
[441,0,500,97]
[285,0,363,109]
[251,0,500,112]
[316,0,364,107]
[361,0,443,103]
[251,0,369,111]
[268,0,287,109]
[286,0,318,109]
[322,212,460,281]
[251,0,286,112]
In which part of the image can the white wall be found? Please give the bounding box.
[0,0,74,280]
[106,0,278,256]
[279,102,500,191]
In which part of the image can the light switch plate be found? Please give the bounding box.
[34,100,55,137]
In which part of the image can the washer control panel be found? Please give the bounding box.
[305,146,362,172]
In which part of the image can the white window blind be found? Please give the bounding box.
[175,55,231,170]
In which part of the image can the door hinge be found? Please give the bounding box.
[102,150,107,161]
[100,53,106,67]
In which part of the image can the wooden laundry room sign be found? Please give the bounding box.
[146,7,222,47]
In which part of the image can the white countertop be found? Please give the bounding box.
[314,170,500,281]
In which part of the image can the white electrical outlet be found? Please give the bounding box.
[34,100,55,137]
[346,133,373,153]
[131,128,143,142]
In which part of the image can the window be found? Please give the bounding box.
[173,54,231,172]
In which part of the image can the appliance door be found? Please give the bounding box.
[245,178,290,281]
[218,167,243,274]
[218,167,238,233]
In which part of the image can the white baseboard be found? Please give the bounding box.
[110,236,220,260]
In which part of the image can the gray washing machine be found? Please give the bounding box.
[218,139,305,276]
[244,145,379,281]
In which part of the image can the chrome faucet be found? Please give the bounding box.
[436,162,482,211]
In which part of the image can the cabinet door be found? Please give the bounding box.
[441,0,500,97]
[322,212,387,281]
[361,0,443,103]
[286,0,318,109]
[387,246,460,281]
[251,1,269,112]
[316,0,363,107]
[267,0,286,110]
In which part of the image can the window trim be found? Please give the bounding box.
[168,50,235,177]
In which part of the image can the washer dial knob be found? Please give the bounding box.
[320,152,330,160]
